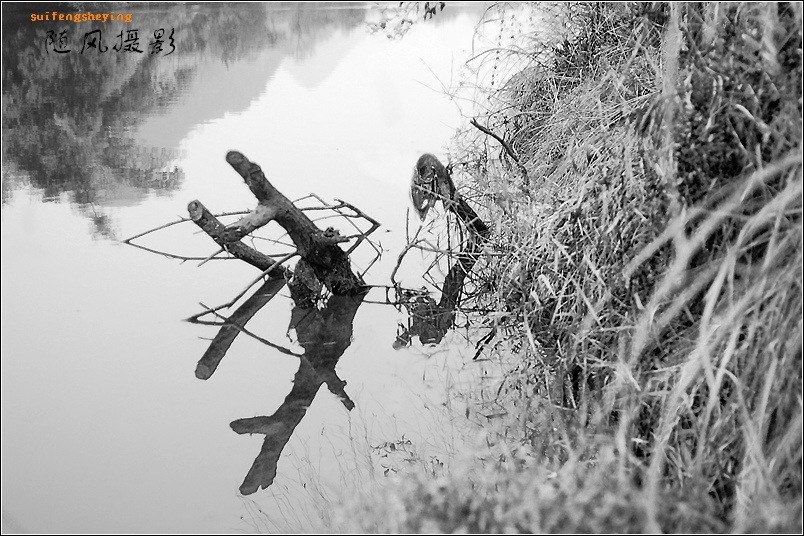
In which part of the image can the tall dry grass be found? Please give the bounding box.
[343,2,802,532]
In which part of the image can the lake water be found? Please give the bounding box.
[1,2,537,532]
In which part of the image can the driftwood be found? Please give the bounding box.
[213,151,364,295]
[187,150,369,377]
[188,200,287,274]
[395,154,490,346]
[122,149,388,495]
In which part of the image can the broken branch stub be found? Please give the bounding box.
[187,200,286,276]
[222,151,318,245]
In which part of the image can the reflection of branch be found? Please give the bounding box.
[397,236,480,346]
[195,277,287,380]
[197,299,302,357]
[394,155,490,346]
[230,357,319,494]
[230,293,365,495]
[186,251,298,324]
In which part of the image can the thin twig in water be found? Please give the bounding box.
[197,247,226,267]
[122,210,250,243]
[122,210,262,262]
[186,251,298,323]
[198,302,303,357]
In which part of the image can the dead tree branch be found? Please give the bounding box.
[188,200,288,276]
[217,151,364,295]
[470,118,529,184]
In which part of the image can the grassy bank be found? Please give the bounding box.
[342,3,802,532]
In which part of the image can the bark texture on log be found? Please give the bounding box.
[188,199,286,276]
[221,151,364,296]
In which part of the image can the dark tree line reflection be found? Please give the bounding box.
[1,2,366,237]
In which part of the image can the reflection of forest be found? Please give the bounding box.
[1,2,366,236]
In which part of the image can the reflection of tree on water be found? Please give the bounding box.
[190,269,364,494]
[394,154,490,347]
[1,3,366,236]
[231,292,365,495]
[2,5,192,209]
[188,253,366,495]
[155,150,377,495]
[126,149,487,494]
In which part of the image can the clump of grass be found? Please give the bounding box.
[341,434,736,533]
[350,2,802,532]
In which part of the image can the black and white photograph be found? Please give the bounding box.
[1,2,802,533]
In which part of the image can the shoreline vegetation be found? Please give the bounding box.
[342,3,802,532]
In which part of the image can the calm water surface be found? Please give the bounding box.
[1,2,516,532]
